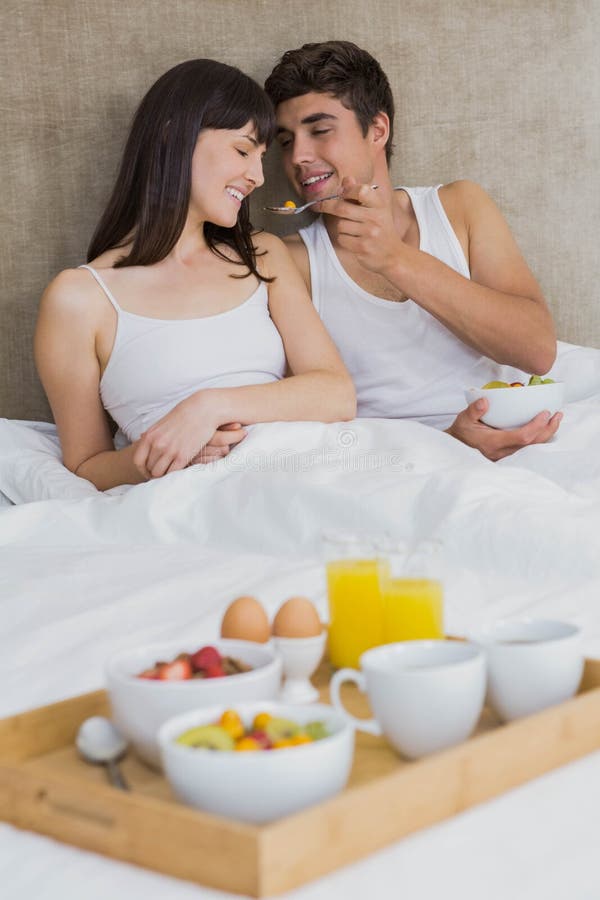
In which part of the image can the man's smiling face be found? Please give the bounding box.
[275,92,378,202]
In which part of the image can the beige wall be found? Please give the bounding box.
[2,0,599,420]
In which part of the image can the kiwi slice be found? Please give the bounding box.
[541,377,555,384]
[264,717,300,741]
[528,375,543,385]
[175,724,234,750]
[304,721,329,741]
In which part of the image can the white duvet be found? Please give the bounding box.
[2,340,600,900]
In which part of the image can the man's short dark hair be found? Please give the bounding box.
[265,40,395,163]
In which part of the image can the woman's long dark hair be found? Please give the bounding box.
[88,59,276,280]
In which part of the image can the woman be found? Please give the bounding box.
[35,60,355,491]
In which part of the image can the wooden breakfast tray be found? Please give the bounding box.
[2,658,600,897]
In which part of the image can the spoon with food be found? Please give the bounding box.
[264,184,381,214]
[263,193,345,214]
[76,716,130,791]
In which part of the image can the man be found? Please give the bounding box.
[264,41,562,460]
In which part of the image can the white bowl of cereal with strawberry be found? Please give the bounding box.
[465,375,565,429]
[158,701,354,823]
[105,639,282,769]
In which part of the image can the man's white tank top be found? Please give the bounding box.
[299,185,525,429]
[80,265,286,442]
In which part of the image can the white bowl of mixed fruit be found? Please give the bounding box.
[105,639,282,769]
[465,375,564,429]
[158,701,354,823]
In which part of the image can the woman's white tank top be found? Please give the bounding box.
[299,186,525,429]
[80,265,286,442]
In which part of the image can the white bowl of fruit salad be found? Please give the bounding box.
[158,701,354,823]
[105,639,282,769]
[465,375,564,429]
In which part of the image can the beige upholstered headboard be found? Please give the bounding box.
[2,0,599,421]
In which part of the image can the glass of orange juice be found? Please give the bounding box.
[379,540,445,642]
[324,532,388,669]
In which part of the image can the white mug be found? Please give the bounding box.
[330,640,486,759]
[472,618,583,722]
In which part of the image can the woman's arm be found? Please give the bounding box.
[34,269,146,491]
[133,235,356,478]
[215,232,356,421]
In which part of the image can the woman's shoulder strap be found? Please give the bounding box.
[78,264,121,312]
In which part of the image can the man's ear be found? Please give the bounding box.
[369,112,390,155]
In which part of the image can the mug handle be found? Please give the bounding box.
[329,668,382,736]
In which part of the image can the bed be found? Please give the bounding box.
[2,2,600,898]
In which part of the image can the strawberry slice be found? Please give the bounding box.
[138,667,160,679]
[190,645,222,673]
[157,658,193,680]
[248,730,272,749]
[204,663,226,679]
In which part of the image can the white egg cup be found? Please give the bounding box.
[273,631,327,704]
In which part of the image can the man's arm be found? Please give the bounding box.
[284,207,562,461]
[321,179,557,375]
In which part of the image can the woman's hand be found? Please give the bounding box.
[133,392,220,478]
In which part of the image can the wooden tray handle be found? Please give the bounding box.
[35,787,117,830]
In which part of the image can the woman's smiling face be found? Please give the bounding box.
[188,122,266,227]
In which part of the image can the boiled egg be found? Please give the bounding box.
[220,595,271,643]
[272,596,322,638]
